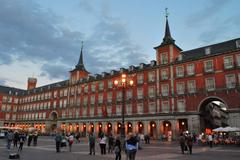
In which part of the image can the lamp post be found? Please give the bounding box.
[114,74,134,139]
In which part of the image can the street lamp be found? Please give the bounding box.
[114,74,134,139]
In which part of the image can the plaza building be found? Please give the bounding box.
[1,16,240,140]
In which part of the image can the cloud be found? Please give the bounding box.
[0,79,7,85]
[40,63,70,79]
[186,0,230,27]
[0,0,84,79]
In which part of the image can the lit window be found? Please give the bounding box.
[176,82,185,95]
[161,53,168,64]
[177,100,186,112]
[161,101,169,113]
[187,80,196,93]
[204,60,214,72]
[187,64,195,76]
[205,78,215,91]
[176,66,184,78]
[224,56,233,69]
[161,69,168,80]
[161,84,169,96]
[225,74,236,89]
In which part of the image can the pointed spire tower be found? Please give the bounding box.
[70,41,89,84]
[154,8,182,65]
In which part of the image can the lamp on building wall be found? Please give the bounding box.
[114,74,134,139]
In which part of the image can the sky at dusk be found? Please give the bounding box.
[0,0,239,89]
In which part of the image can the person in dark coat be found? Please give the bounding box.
[33,132,38,146]
[27,133,33,146]
[18,132,26,152]
[108,134,114,154]
[114,137,121,160]
[55,132,62,153]
[13,131,20,148]
[88,132,96,155]
[125,133,138,160]
[179,133,185,154]
[186,134,193,155]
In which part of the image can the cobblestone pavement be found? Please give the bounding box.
[1,137,240,160]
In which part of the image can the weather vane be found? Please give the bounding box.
[165,8,169,18]
[81,41,84,49]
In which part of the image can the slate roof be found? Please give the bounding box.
[180,38,240,62]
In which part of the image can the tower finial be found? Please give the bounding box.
[165,8,169,18]
[81,41,84,50]
[74,40,88,73]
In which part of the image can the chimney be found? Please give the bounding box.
[27,77,37,90]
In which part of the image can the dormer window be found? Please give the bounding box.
[205,47,211,55]
[129,65,135,71]
[150,60,156,66]
[161,53,168,64]
[120,68,125,73]
[177,54,183,61]
[236,40,240,48]
[140,63,145,69]
[111,70,115,76]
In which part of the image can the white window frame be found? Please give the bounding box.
[126,89,132,100]
[176,82,185,95]
[98,94,103,103]
[177,99,186,112]
[161,101,169,113]
[137,74,144,84]
[148,86,155,98]
[148,71,155,82]
[137,103,144,115]
[137,87,143,99]
[205,77,215,91]
[149,102,156,114]
[161,53,168,64]
[187,63,195,76]
[187,80,196,93]
[90,95,95,105]
[161,84,169,96]
[204,60,214,73]
[107,92,112,103]
[126,104,132,115]
[224,56,233,69]
[161,69,168,80]
[176,66,184,78]
[225,74,236,89]
[107,106,112,116]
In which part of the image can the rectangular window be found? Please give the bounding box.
[89,107,94,117]
[137,103,144,114]
[137,74,144,84]
[236,40,240,48]
[82,106,87,117]
[77,86,81,94]
[149,102,156,114]
[98,94,103,103]
[91,95,95,105]
[236,54,240,66]
[116,105,121,116]
[76,98,80,106]
[126,89,132,100]
[126,104,132,115]
[108,80,113,89]
[161,69,168,80]
[91,83,96,92]
[83,96,88,105]
[161,101,169,113]
[205,78,215,91]
[148,71,155,82]
[187,64,195,76]
[107,92,112,103]
[176,66,184,78]
[137,88,143,99]
[205,47,211,55]
[187,80,196,93]
[224,56,233,69]
[84,85,88,93]
[176,82,185,95]
[177,99,186,112]
[161,53,168,64]
[161,84,169,96]
[117,91,122,102]
[204,60,214,72]
[99,82,104,91]
[225,74,236,89]
[148,86,155,98]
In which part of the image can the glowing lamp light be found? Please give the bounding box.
[121,74,126,78]
[76,124,79,128]
[83,124,86,128]
[108,124,112,128]
[165,123,169,127]
[91,124,94,128]
[181,122,185,125]
[99,124,102,128]
[129,80,134,86]
[122,78,126,83]
[114,80,119,86]
[152,123,155,127]
[139,124,143,128]
[118,124,121,128]
[128,124,132,128]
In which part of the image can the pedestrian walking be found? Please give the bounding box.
[27,132,33,146]
[99,133,107,155]
[67,133,74,152]
[208,134,213,148]
[6,130,14,150]
[108,134,114,154]
[88,132,96,155]
[33,132,38,146]
[18,132,26,152]
[114,137,121,160]
[179,133,185,154]
[125,133,138,160]
[13,131,20,148]
[55,132,62,153]
[186,133,193,155]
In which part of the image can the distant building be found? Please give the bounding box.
[1,16,240,139]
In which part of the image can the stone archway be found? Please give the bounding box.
[49,111,58,131]
[199,97,228,132]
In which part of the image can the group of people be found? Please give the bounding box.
[179,132,193,155]
[55,131,140,160]
[5,130,37,152]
